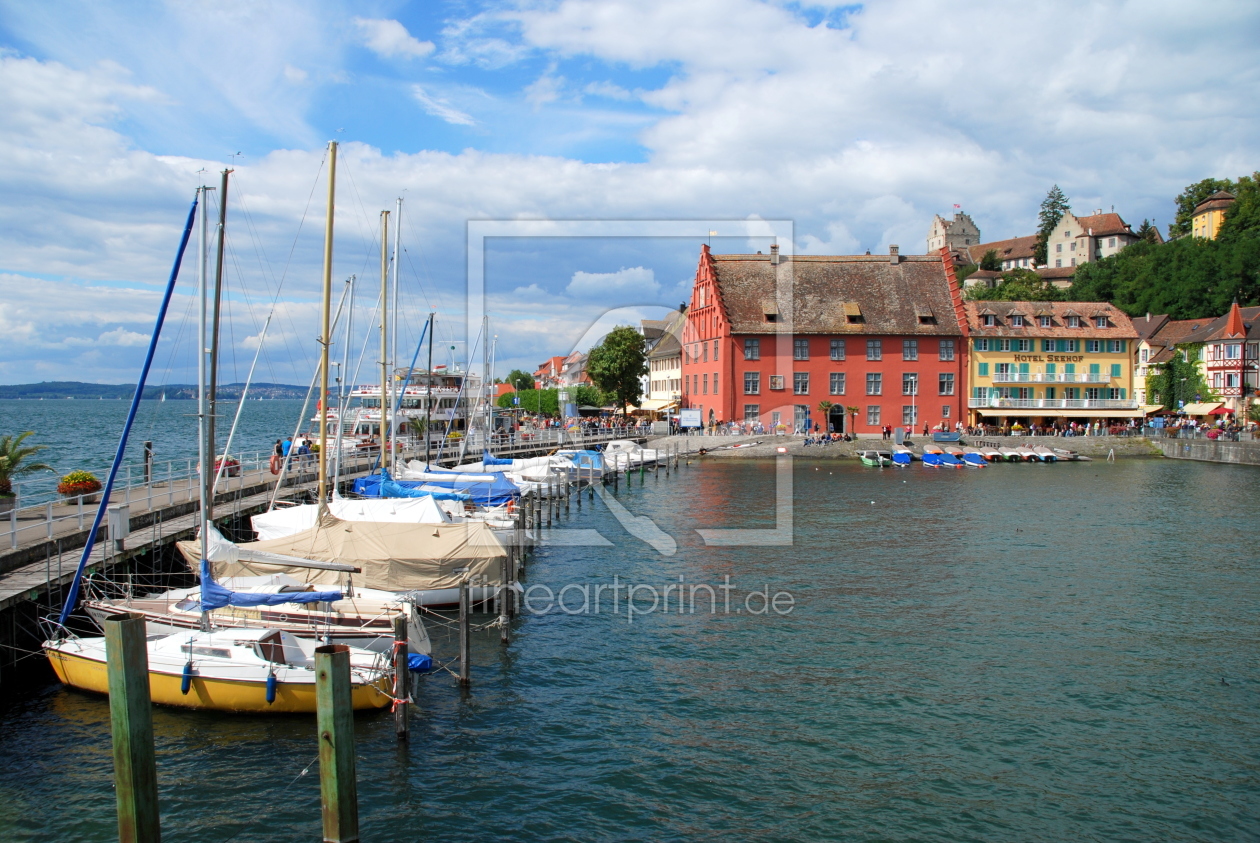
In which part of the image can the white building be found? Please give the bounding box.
[1044,210,1139,270]
[926,212,981,253]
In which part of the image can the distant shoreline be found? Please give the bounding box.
[0,381,308,400]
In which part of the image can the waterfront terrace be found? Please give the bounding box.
[681,244,968,435]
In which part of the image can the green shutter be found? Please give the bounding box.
[978,362,989,376]
[1065,364,1075,374]
[1111,364,1121,378]
[1056,339,1066,352]
[1019,363,1029,374]
[1120,388,1127,399]
[1090,363,1100,374]
[1046,363,1056,374]
[1046,387,1056,399]
[1118,340,1126,352]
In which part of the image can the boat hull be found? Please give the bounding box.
[45,646,391,713]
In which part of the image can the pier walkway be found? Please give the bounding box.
[0,427,645,615]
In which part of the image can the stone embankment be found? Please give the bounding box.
[647,433,1162,460]
[1156,437,1260,466]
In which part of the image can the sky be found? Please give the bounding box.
[0,0,1257,385]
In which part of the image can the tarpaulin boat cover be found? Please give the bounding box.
[179,513,506,592]
[251,495,451,542]
[190,525,344,610]
[351,471,471,502]
[390,464,520,507]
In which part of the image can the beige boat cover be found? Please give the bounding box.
[178,513,506,591]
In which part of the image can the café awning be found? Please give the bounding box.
[1181,402,1224,416]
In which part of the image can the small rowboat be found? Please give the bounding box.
[960,452,987,467]
[943,446,965,458]
[998,448,1023,461]
[1033,446,1058,462]
[978,447,1002,461]
[938,452,965,468]
[1015,446,1038,461]
[859,449,892,467]
[892,447,914,466]
[922,443,944,454]
[921,452,943,467]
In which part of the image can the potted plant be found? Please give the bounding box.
[58,470,103,504]
[0,431,53,515]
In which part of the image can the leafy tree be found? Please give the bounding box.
[1033,185,1071,266]
[504,369,535,391]
[1170,177,1236,237]
[496,388,560,416]
[953,262,979,284]
[0,431,53,497]
[979,249,1002,271]
[1136,219,1161,243]
[1146,343,1215,409]
[585,326,648,415]
[1217,172,1260,244]
[572,384,608,407]
[966,268,1065,302]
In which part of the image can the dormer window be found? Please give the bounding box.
[1010,315,1025,327]
[1094,316,1108,328]
[1039,315,1052,328]
[1065,231,1072,238]
[1068,316,1081,328]
[983,314,996,327]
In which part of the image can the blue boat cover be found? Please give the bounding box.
[414,469,520,507]
[352,471,471,502]
[482,451,513,466]
[892,452,912,465]
[564,450,605,471]
[198,558,343,611]
[408,653,434,671]
[939,453,963,466]
[921,453,943,466]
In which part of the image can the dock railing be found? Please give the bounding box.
[2,426,645,551]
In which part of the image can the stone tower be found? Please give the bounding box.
[926,212,980,253]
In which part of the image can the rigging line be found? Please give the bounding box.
[400,212,447,314]
[335,152,384,282]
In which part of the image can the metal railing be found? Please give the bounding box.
[967,398,1139,410]
[990,372,1111,383]
[1,426,645,551]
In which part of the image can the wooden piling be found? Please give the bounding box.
[458,578,471,686]
[105,612,161,843]
[316,644,359,843]
[392,614,408,741]
[499,552,511,644]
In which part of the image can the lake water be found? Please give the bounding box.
[1,456,1257,841]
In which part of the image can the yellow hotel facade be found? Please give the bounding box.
[963,301,1141,426]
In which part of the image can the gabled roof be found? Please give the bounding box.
[1197,305,1260,343]
[1036,266,1078,281]
[965,235,1038,265]
[707,253,962,336]
[1071,213,1133,238]
[962,301,1138,338]
[1132,314,1170,341]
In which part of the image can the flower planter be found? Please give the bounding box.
[64,493,99,505]
[0,497,14,516]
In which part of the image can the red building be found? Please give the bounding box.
[1201,301,1260,418]
[680,245,968,435]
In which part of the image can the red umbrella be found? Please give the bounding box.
[1209,405,1231,415]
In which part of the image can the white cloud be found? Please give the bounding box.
[566,267,660,299]
[353,18,435,60]
[283,64,308,83]
[411,85,476,125]
[583,81,633,101]
[525,69,564,107]
[97,326,149,346]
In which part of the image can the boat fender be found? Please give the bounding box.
[266,670,277,704]
[181,661,194,695]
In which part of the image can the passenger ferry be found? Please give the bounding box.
[314,367,488,448]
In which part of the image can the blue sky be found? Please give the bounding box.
[0,0,1258,384]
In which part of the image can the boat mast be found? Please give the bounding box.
[334,275,353,488]
[207,167,231,520]
[392,197,402,467]
[425,311,434,465]
[379,209,390,473]
[317,140,337,511]
[197,182,212,631]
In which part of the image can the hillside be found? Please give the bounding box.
[0,382,309,400]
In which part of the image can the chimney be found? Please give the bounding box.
[1146,312,1150,322]
[889,244,900,265]
[770,244,780,265]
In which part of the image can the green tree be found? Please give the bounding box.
[505,369,535,391]
[954,262,979,285]
[979,249,1002,271]
[966,268,1066,302]
[585,326,648,415]
[496,388,560,416]
[1033,185,1071,266]
[1217,172,1260,244]
[0,431,53,498]
[1146,343,1214,409]
[1136,219,1161,243]
[1171,177,1236,238]
[572,384,608,408]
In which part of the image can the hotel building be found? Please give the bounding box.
[963,301,1140,426]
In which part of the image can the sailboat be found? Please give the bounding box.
[47,147,396,713]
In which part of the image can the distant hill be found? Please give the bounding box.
[0,381,309,400]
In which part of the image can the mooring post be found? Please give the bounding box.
[613,466,618,493]
[105,612,161,843]
[143,441,153,486]
[499,552,511,644]
[564,477,570,515]
[458,578,472,686]
[392,614,409,741]
[316,644,359,843]
[576,466,582,510]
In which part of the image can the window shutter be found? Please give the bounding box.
[1046,364,1056,374]
[1111,364,1121,378]
[978,363,989,376]
[1090,363,1100,374]
[1019,363,1029,374]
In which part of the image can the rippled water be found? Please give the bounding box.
[1,456,1258,841]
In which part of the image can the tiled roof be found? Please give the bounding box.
[1072,213,1132,237]
[647,310,686,357]
[1132,314,1170,341]
[1147,317,1217,348]
[709,253,962,336]
[966,235,1038,265]
[1193,191,1236,216]
[963,301,1138,339]
[1036,266,1078,280]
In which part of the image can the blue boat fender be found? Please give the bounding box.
[265,670,277,704]
[181,660,194,695]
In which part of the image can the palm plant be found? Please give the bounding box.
[0,431,53,498]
